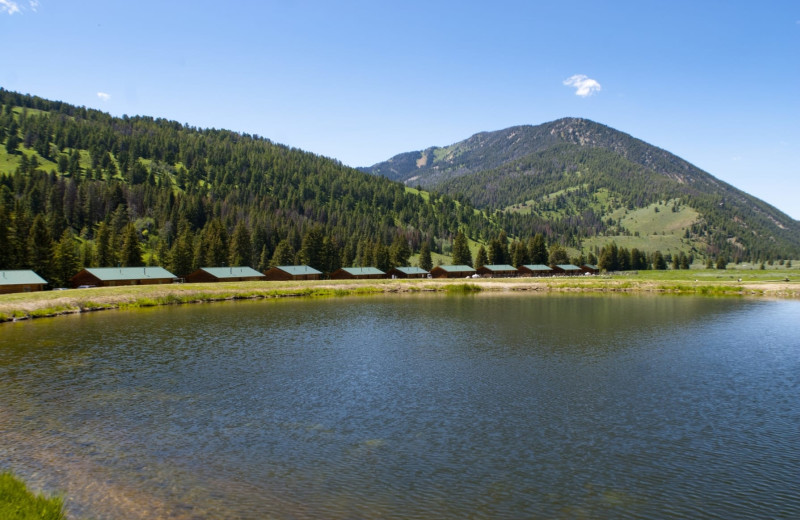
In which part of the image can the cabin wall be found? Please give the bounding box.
[0,284,44,295]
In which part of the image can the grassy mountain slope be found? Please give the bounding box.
[364,118,800,260]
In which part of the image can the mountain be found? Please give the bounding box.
[363,118,800,261]
[0,88,502,283]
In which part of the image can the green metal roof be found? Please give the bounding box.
[274,265,322,276]
[522,264,552,271]
[434,265,476,272]
[79,267,177,281]
[197,267,265,279]
[480,264,517,271]
[390,266,429,275]
[556,264,582,271]
[339,267,385,276]
[583,264,599,270]
[0,270,47,285]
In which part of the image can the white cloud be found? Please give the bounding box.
[563,74,602,97]
[1,0,21,15]
[97,92,111,101]
[29,0,38,12]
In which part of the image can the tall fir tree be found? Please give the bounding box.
[418,241,433,271]
[451,231,472,266]
[474,245,489,269]
[51,228,79,287]
[27,215,53,280]
[528,233,549,265]
[228,220,252,267]
[270,239,296,267]
[120,222,143,267]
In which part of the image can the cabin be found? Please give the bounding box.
[386,266,429,279]
[551,264,583,276]
[69,267,176,288]
[263,265,322,281]
[429,265,477,278]
[475,264,518,278]
[0,270,48,294]
[518,264,553,277]
[185,267,265,283]
[581,264,600,275]
[329,267,386,280]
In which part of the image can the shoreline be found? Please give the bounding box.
[2,274,798,323]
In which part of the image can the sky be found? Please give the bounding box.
[2,1,799,219]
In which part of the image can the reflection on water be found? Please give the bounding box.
[1,294,799,519]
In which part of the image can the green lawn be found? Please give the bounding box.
[0,472,65,520]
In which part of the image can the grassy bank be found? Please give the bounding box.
[1,270,798,323]
[0,472,65,520]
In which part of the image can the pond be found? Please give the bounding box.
[1,293,799,519]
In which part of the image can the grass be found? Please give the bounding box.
[0,472,65,520]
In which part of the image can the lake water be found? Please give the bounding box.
[1,294,799,519]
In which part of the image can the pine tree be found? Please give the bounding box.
[548,243,569,266]
[418,241,433,271]
[94,221,116,267]
[511,240,529,267]
[598,243,619,272]
[27,215,53,280]
[474,245,489,269]
[228,220,252,267]
[389,234,411,268]
[0,203,17,269]
[373,242,390,271]
[202,219,228,267]
[120,222,143,267]
[169,224,195,276]
[299,226,325,270]
[529,233,548,265]
[652,251,667,270]
[452,231,472,266]
[51,228,79,287]
[270,239,296,267]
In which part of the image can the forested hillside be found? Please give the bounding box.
[0,89,507,285]
[364,118,800,262]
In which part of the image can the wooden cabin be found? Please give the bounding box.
[0,270,47,294]
[581,264,600,275]
[518,264,553,277]
[475,264,518,278]
[185,267,265,283]
[429,265,476,279]
[386,266,429,279]
[69,267,176,288]
[551,264,583,276]
[330,267,386,280]
[263,265,322,281]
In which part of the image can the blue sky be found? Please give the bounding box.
[2,1,799,219]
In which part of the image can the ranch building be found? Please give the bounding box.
[330,267,386,280]
[69,267,176,288]
[518,264,553,277]
[551,264,583,276]
[475,264,518,278]
[581,264,600,275]
[386,266,429,279]
[263,265,322,281]
[0,270,47,294]
[185,267,266,283]
[429,265,477,278]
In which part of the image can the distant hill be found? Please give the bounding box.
[362,118,800,261]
